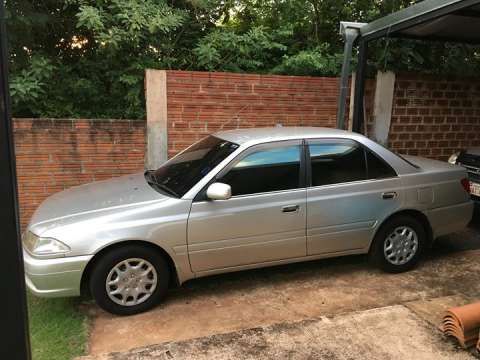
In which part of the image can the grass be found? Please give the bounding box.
[28,295,89,360]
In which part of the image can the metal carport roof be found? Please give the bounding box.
[361,0,480,43]
[337,0,480,133]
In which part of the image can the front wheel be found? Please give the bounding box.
[369,216,426,273]
[89,245,170,315]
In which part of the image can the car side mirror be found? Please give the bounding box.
[206,182,232,200]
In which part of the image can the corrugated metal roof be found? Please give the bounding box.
[359,0,480,44]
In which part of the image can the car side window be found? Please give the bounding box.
[308,140,367,186]
[366,150,397,179]
[218,144,301,196]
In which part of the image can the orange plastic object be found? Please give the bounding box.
[443,302,480,348]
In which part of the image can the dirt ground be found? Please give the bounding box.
[81,213,480,359]
[82,304,476,360]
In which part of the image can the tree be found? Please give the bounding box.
[6,0,480,119]
[7,0,219,118]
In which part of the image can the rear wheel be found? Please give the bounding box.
[89,245,170,315]
[369,215,426,273]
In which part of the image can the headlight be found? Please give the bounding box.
[448,152,460,165]
[23,231,70,257]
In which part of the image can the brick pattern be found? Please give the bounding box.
[13,71,480,228]
[14,119,145,229]
[166,71,340,157]
[379,75,480,160]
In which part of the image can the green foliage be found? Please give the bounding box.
[7,0,196,118]
[74,0,186,48]
[6,0,480,118]
[194,26,288,72]
[10,56,56,115]
[376,38,480,76]
[272,45,343,76]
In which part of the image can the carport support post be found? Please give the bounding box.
[352,40,369,134]
[0,2,32,359]
[337,26,361,130]
[372,71,396,146]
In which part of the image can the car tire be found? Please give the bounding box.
[89,245,170,316]
[369,215,426,273]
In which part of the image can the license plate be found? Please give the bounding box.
[470,181,480,197]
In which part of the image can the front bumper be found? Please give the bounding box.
[23,249,92,298]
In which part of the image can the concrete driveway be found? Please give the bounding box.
[82,212,480,359]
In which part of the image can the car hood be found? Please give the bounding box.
[29,172,168,228]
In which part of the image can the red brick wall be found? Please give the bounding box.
[167,71,480,161]
[13,72,480,228]
[379,74,480,160]
[14,119,145,228]
[166,71,340,157]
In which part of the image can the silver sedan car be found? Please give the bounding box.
[23,127,473,315]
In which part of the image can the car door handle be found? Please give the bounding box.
[382,191,397,199]
[282,205,300,213]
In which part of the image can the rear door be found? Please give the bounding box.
[306,139,402,255]
[187,140,307,272]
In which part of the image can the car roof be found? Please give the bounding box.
[214,126,363,146]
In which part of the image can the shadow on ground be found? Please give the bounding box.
[85,207,480,356]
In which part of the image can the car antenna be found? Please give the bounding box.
[220,104,249,130]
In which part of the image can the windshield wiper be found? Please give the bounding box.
[144,170,180,198]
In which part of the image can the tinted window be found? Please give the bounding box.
[366,150,397,179]
[309,140,366,186]
[151,136,239,197]
[219,145,301,196]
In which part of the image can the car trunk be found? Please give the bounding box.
[401,155,460,173]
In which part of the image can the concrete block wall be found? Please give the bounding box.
[369,74,480,161]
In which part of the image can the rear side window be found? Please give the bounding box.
[218,144,301,196]
[308,140,367,186]
[366,150,397,179]
[308,139,397,187]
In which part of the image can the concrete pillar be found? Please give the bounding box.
[372,71,396,146]
[145,69,168,169]
[348,72,356,132]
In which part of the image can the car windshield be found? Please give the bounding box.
[146,136,239,197]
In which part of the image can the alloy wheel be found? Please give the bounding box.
[383,226,419,266]
[105,258,158,306]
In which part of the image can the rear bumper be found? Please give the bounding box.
[23,249,92,298]
[425,201,474,238]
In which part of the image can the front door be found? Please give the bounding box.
[187,140,307,273]
[306,139,402,255]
